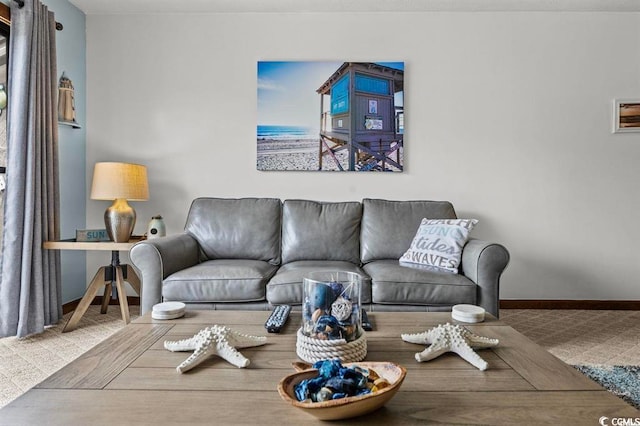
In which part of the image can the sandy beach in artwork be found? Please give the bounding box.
[257,138,348,171]
[256,137,404,172]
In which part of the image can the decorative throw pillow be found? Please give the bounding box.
[400,218,478,273]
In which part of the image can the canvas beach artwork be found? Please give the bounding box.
[257,61,404,171]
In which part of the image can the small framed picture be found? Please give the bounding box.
[368,99,378,114]
[613,99,640,133]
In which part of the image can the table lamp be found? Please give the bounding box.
[90,162,149,242]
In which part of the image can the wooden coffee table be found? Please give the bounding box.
[0,311,637,424]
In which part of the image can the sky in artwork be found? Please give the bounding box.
[257,61,404,128]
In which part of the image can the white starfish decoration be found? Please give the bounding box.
[164,325,267,373]
[401,323,499,371]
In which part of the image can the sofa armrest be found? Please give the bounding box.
[461,238,510,318]
[130,233,200,314]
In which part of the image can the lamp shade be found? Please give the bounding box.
[90,162,149,201]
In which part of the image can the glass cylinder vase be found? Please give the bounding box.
[302,271,362,342]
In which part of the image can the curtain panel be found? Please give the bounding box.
[0,0,61,337]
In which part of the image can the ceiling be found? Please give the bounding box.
[69,0,640,14]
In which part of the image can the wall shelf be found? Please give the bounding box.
[59,120,81,129]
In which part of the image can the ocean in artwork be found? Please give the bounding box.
[257,125,318,140]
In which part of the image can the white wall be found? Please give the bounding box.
[86,12,640,300]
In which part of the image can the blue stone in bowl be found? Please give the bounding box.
[311,283,335,311]
[329,281,344,301]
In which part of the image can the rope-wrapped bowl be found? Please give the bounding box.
[296,327,367,363]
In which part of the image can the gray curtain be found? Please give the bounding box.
[0,0,61,338]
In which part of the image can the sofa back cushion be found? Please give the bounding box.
[361,199,457,263]
[281,200,362,264]
[185,198,281,264]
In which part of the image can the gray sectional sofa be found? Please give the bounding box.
[130,198,510,317]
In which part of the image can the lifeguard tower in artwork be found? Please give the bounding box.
[317,62,404,171]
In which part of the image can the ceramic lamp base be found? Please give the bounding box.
[105,198,136,242]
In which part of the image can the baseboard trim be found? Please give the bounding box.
[500,300,640,310]
[62,296,141,315]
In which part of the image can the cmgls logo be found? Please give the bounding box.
[599,417,640,426]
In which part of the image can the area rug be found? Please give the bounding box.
[575,365,640,409]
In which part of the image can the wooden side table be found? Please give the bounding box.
[43,237,144,332]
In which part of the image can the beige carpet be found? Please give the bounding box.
[1,307,639,409]
[0,305,140,409]
[500,309,640,366]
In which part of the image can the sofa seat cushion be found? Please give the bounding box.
[163,259,278,303]
[267,261,371,305]
[363,260,476,306]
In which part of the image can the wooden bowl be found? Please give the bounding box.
[277,361,406,421]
